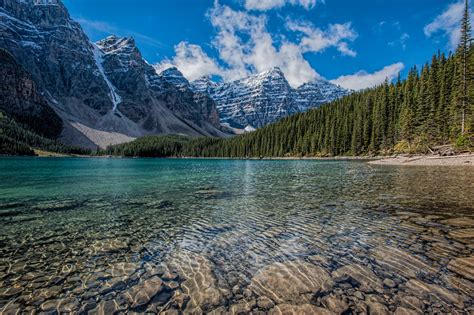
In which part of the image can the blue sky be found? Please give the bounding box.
[63,0,469,90]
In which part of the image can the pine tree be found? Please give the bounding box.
[458,0,472,134]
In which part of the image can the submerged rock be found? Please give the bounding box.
[88,299,122,315]
[257,296,275,310]
[106,262,138,278]
[394,306,422,315]
[332,264,384,293]
[443,275,474,296]
[440,217,474,228]
[39,297,79,312]
[371,246,437,279]
[366,301,389,315]
[269,303,334,315]
[448,229,474,243]
[122,276,164,309]
[90,239,129,254]
[166,251,222,312]
[249,260,333,304]
[405,279,465,308]
[321,294,349,314]
[383,278,397,288]
[170,290,191,310]
[229,299,256,314]
[0,286,23,299]
[447,256,474,281]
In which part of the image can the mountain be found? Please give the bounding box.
[190,67,348,130]
[0,48,62,139]
[107,44,473,158]
[0,0,227,148]
[159,67,191,89]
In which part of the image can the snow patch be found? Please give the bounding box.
[244,125,256,132]
[92,44,122,111]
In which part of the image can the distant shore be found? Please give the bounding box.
[368,153,473,166]
[2,152,473,166]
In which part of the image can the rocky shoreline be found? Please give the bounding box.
[3,152,474,167]
[369,153,473,166]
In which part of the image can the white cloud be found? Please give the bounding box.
[388,32,410,50]
[157,2,357,88]
[244,0,321,11]
[154,42,222,81]
[423,1,467,49]
[331,62,404,91]
[288,20,358,56]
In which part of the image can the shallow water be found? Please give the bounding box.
[0,157,473,314]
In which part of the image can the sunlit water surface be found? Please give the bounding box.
[0,158,473,314]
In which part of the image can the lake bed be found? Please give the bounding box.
[0,158,473,314]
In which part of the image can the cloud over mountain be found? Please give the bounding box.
[157,1,357,87]
[331,62,404,91]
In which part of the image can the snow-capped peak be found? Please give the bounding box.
[262,67,285,77]
[190,76,220,94]
[189,67,349,130]
[96,36,136,55]
[159,67,190,88]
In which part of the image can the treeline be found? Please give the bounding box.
[104,42,473,158]
[0,112,92,156]
[101,135,191,157]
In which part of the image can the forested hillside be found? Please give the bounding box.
[0,112,91,156]
[103,19,473,158]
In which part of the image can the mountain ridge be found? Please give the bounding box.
[189,67,348,129]
[0,0,227,148]
[159,66,349,130]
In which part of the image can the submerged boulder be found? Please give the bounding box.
[249,260,333,304]
[269,303,334,315]
[447,256,474,281]
[371,246,437,279]
[122,276,164,309]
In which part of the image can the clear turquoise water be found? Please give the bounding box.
[0,157,473,314]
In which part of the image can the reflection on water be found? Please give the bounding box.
[0,157,473,314]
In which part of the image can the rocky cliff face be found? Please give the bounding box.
[0,48,63,138]
[190,68,348,130]
[0,0,227,148]
[158,67,221,128]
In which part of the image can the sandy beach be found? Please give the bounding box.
[369,153,474,166]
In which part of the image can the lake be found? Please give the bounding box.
[0,157,473,314]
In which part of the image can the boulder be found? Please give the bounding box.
[447,256,474,281]
[371,246,437,279]
[405,279,465,309]
[269,304,334,315]
[249,260,333,304]
[122,276,164,309]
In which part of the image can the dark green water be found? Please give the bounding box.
[0,157,473,314]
